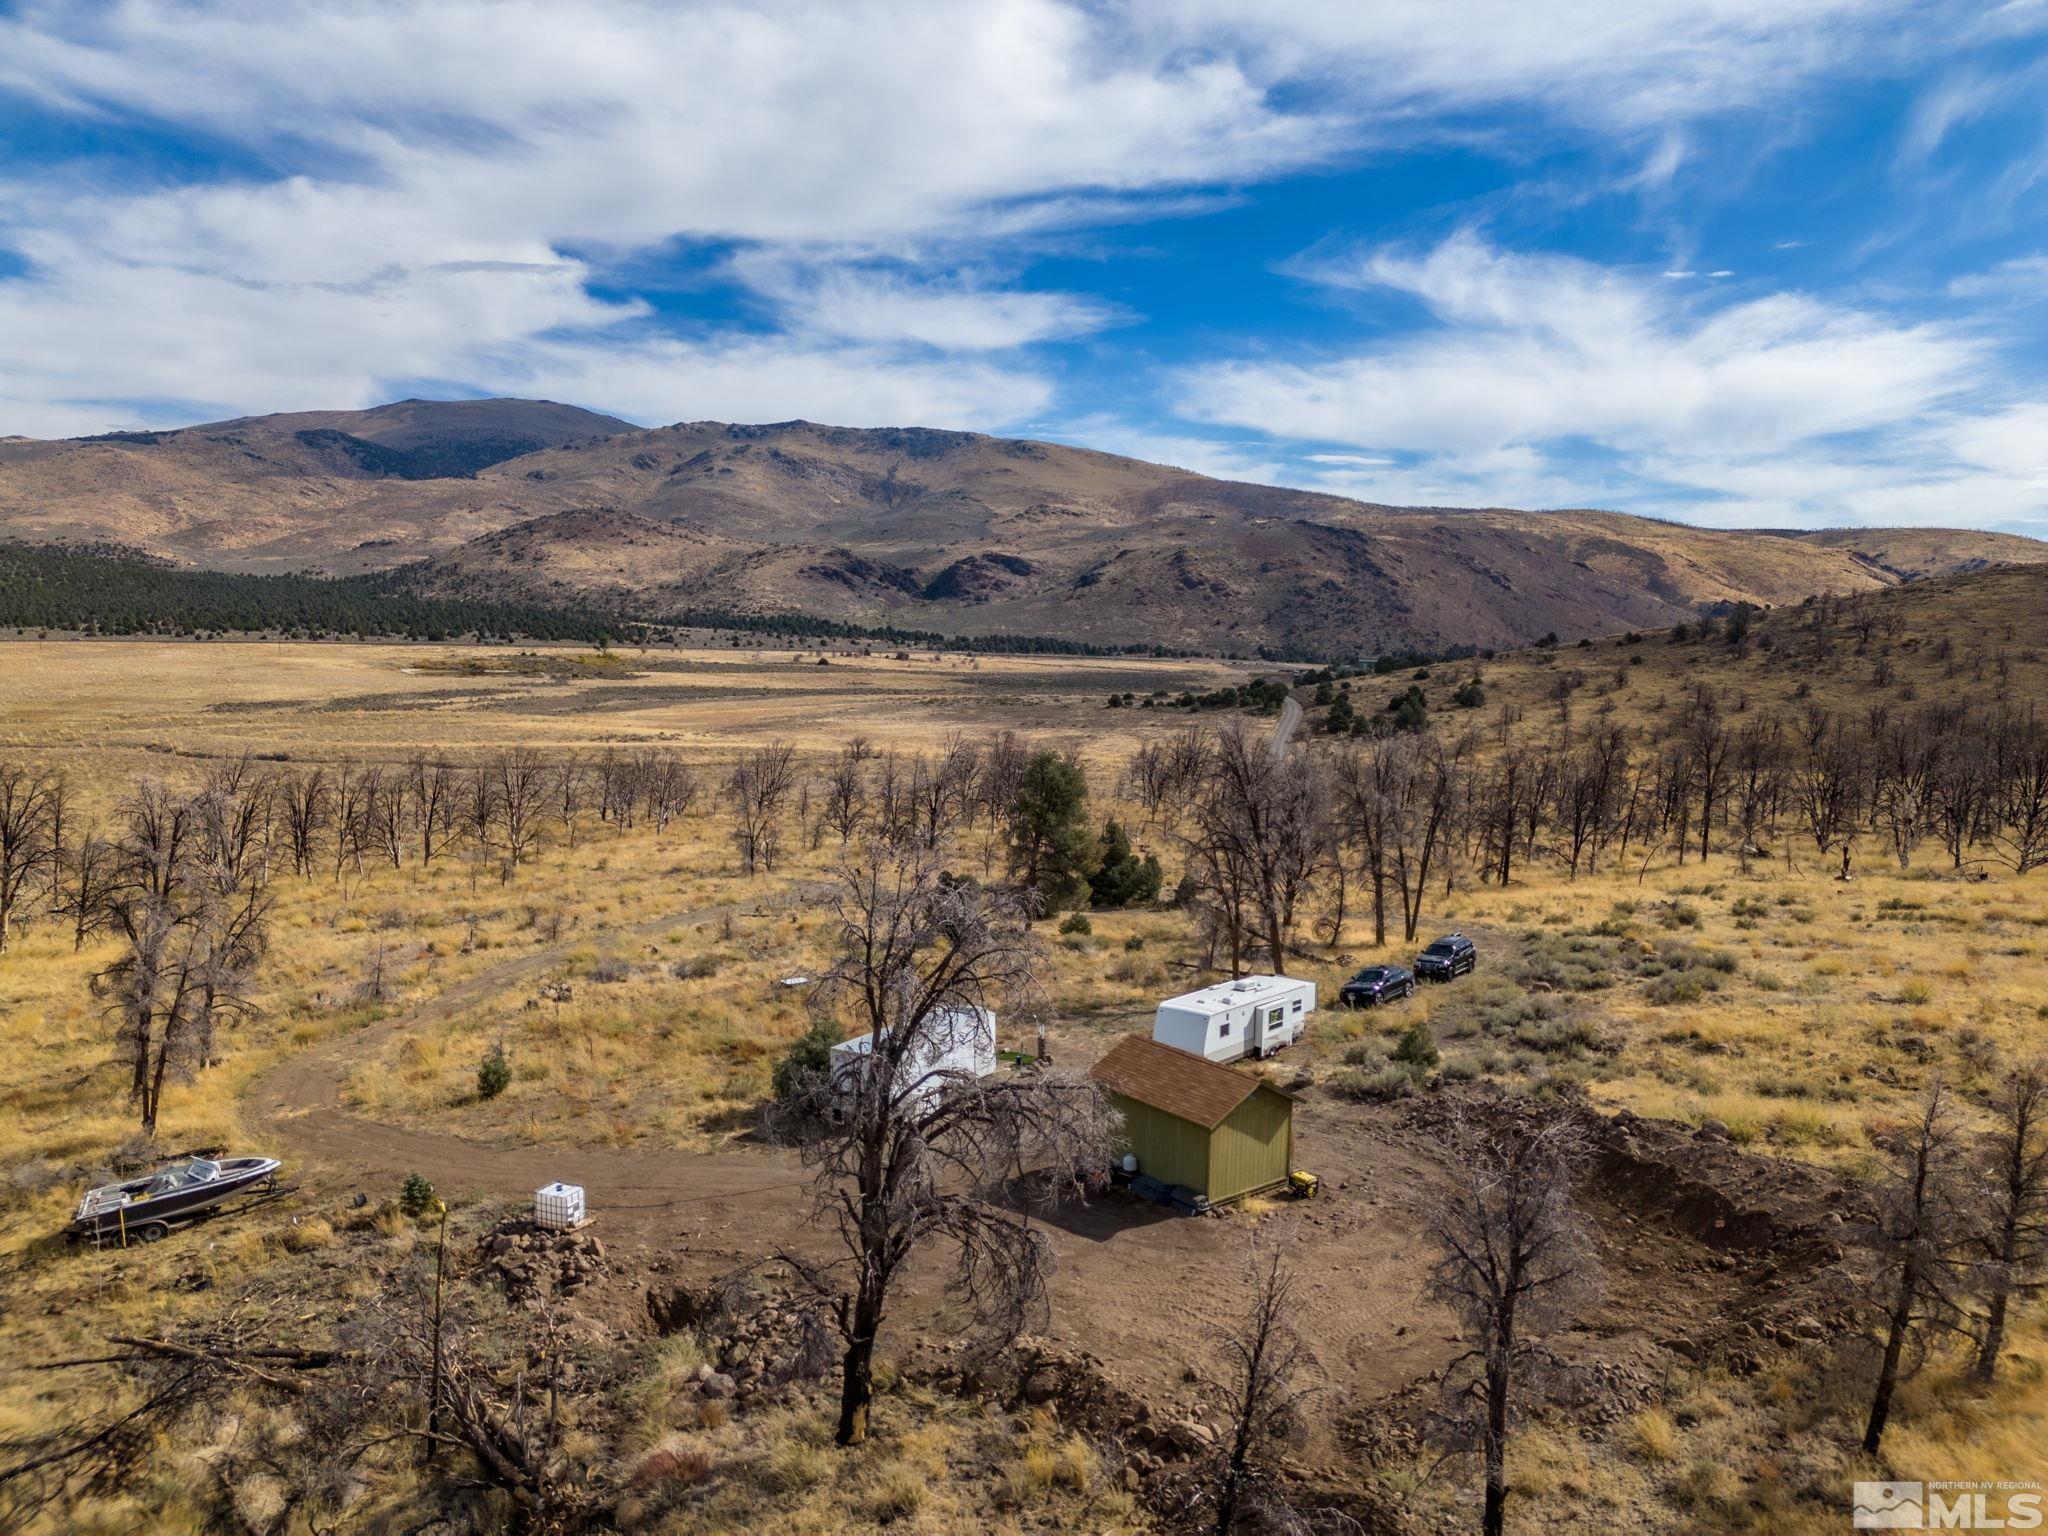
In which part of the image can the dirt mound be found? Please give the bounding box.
[1592,1107,1857,1251]
[1586,1107,1864,1372]
[915,1335,1415,1534]
[1330,1092,1865,1474]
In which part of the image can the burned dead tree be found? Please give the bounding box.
[1182,724,1326,975]
[95,782,273,1134]
[771,840,1118,1446]
[0,762,60,956]
[5,1259,602,1536]
[1973,1060,2048,1382]
[1855,1079,1978,1455]
[322,1264,594,1529]
[1198,1245,1317,1536]
[1425,1111,1603,1536]
[726,741,799,875]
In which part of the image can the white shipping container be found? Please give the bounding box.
[534,1181,586,1231]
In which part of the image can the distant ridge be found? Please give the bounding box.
[0,399,2041,655]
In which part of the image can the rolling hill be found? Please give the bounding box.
[1,401,2041,656]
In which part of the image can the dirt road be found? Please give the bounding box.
[1266,694,1304,761]
[246,895,824,1266]
[242,883,1460,1412]
[243,892,1823,1479]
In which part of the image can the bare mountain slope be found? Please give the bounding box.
[0,398,633,554]
[1,403,2041,654]
[1778,525,2048,581]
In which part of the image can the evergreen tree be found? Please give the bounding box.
[1390,685,1428,733]
[1008,751,1100,914]
[1089,819,1163,909]
[773,1016,844,1101]
[1394,1019,1440,1071]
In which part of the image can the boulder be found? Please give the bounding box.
[1162,1418,1215,1457]
[1020,1367,1062,1405]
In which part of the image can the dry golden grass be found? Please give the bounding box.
[608,1393,1143,1535]
[1453,563,2048,748]
[0,637,1243,785]
[5,625,2048,1533]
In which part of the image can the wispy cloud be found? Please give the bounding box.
[1178,232,2048,527]
[727,254,1129,351]
[0,0,1332,430]
[1049,415,1294,484]
[1162,0,1924,130]
[1947,253,2048,298]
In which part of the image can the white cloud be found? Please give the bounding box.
[1626,133,1691,192]
[1947,254,2048,298]
[1300,445,1608,510]
[1051,416,1294,484]
[1152,0,1922,130]
[1197,233,1979,455]
[0,0,1965,439]
[0,0,1335,249]
[1947,402,2048,478]
[1894,60,2048,167]
[1177,233,2048,528]
[727,255,1126,351]
[504,335,1056,432]
[0,0,1332,433]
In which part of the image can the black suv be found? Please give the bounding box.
[1415,933,1477,982]
[1339,964,1415,1008]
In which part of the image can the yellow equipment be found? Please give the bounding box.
[1288,1169,1320,1200]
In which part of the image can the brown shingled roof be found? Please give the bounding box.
[1086,1034,1292,1129]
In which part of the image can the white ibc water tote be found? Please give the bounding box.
[534,1182,586,1230]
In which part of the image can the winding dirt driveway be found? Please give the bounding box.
[242,883,1458,1412]
[245,894,824,1266]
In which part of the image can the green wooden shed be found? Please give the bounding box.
[1088,1034,1297,1206]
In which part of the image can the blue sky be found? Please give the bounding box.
[2,1,2046,532]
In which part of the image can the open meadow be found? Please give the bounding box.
[2,591,2047,1534]
[0,637,1245,778]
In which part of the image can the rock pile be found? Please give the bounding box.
[991,1337,1156,1444]
[477,1216,606,1304]
[644,1280,834,1407]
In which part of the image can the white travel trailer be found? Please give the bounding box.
[1151,975,1316,1064]
[829,1005,998,1113]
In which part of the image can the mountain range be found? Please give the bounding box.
[2,398,2041,655]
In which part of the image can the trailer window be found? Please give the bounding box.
[1291,1000,1303,1013]
[1219,1019,1231,1038]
